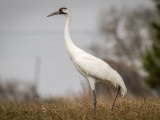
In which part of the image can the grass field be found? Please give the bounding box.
[0,98,160,120]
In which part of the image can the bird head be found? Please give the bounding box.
[47,7,69,17]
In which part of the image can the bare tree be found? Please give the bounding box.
[95,7,157,67]
[0,79,39,101]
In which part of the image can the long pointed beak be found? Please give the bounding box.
[47,11,59,17]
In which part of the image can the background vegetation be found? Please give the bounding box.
[143,0,160,95]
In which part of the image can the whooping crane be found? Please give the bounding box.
[47,7,127,113]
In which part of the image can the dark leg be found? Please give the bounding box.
[111,86,120,110]
[92,90,97,114]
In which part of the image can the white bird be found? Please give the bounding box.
[47,7,127,113]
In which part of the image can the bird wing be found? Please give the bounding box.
[74,53,114,82]
[72,52,127,96]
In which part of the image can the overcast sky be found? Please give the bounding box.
[0,0,153,98]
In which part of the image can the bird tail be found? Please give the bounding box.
[120,87,127,97]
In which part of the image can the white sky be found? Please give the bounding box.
[0,0,153,98]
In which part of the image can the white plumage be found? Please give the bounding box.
[48,7,127,113]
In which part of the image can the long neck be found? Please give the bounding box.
[64,13,79,58]
[64,13,74,47]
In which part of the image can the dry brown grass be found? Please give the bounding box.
[0,98,160,120]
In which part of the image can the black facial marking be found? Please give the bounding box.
[59,7,67,14]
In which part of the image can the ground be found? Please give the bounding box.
[0,98,159,120]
